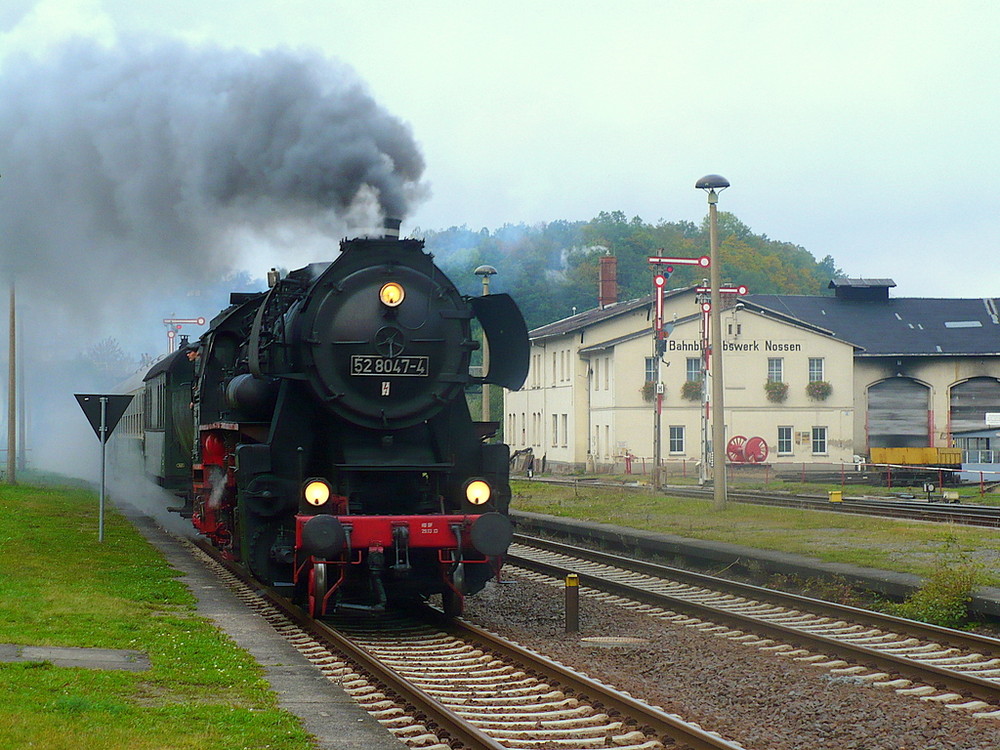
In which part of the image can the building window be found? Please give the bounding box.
[561,414,568,447]
[955,436,989,451]
[645,357,656,383]
[593,359,599,391]
[808,357,824,382]
[605,425,610,457]
[777,426,792,455]
[686,357,702,382]
[552,352,557,385]
[552,414,558,446]
[767,357,784,383]
[604,356,610,390]
[669,425,685,453]
[811,426,828,454]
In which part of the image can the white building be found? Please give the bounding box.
[505,272,1000,474]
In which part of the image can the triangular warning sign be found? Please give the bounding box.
[74,394,135,442]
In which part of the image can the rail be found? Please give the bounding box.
[191,537,746,750]
[508,535,1000,710]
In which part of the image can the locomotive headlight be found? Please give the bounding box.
[464,479,492,505]
[303,478,332,507]
[379,281,405,307]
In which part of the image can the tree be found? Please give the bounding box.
[422,211,843,329]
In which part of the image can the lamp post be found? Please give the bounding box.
[696,174,730,509]
[474,265,497,423]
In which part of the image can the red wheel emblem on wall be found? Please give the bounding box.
[744,436,770,463]
[726,436,747,463]
[727,435,769,463]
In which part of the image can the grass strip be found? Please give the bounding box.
[511,480,1000,588]
[0,482,314,750]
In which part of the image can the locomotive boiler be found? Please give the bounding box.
[183,226,529,616]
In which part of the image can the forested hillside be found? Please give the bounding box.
[418,211,843,330]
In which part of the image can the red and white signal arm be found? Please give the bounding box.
[648,255,710,268]
[695,285,748,296]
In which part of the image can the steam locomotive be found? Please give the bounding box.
[130,225,529,616]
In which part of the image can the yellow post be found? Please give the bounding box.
[565,573,579,632]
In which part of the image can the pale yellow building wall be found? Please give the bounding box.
[505,291,1000,472]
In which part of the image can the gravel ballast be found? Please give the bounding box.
[462,573,999,750]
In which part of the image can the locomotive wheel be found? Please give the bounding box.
[248,520,295,585]
[744,436,770,463]
[309,563,328,618]
[726,435,748,464]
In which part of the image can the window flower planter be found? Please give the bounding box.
[640,381,656,402]
[681,380,703,401]
[764,381,788,403]
[806,380,832,400]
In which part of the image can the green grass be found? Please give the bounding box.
[511,480,1000,587]
[0,483,314,750]
[597,470,1000,505]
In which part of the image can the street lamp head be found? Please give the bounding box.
[695,174,730,191]
[473,265,498,278]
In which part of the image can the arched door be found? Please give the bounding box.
[867,378,930,448]
[950,377,1000,434]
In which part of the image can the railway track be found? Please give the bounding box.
[507,534,1000,718]
[186,537,746,750]
[528,476,1000,527]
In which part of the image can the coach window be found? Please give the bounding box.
[777,426,793,455]
[767,357,783,383]
[808,357,825,382]
[811,426,828,455]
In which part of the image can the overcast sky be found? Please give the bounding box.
[3,0,999,302]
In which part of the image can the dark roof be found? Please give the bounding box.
[828,278,896,289]
[578,327,651,355]
[746,295,1000,357]
[529,287,693,341]
[143,347,191,381]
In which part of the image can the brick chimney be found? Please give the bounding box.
[598,254,618,309]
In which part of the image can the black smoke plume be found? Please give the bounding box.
[0,35,426,331]
[0,36,427,476]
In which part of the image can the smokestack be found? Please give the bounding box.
[598,254,618,309]
[383,218,402,240]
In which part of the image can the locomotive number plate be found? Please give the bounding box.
[351,355,429,376]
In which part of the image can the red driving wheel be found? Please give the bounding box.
[744,436,769,463]
[726,435,747,463]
